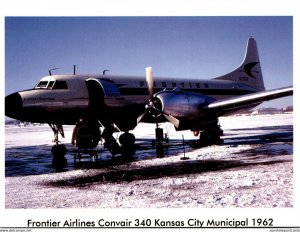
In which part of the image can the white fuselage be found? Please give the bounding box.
[21,74,256,112]
[7,73,257,131]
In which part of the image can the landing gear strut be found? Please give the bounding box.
[49,123,67,169]
[101,126,121,158]
[49,123,67,157]
[155,127,164,157]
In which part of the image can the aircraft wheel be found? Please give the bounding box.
[52,157,67,170]
[119,132,135,146]
[51,144,67,158]
[198,128,223,147]
[119,132,136,158]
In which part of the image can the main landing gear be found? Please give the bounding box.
[119,131,136,158]
[101,126,121,158]
[48,120,137,167]
[102,127,136,160]
[72,120,136,160]
[195,123,224,147]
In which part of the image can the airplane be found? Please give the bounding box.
[5,37,293,161]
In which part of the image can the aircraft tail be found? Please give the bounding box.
[215,37,265,91]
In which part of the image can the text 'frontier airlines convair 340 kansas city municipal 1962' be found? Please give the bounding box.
[5,37,293,165]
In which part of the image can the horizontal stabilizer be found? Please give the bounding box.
[207,86,293,113]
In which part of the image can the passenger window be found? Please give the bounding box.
[53,81,68,89]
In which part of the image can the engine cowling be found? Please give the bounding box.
[154,89,217,130]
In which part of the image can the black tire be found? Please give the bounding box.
[119,133,136,158]
[51,144,67,157]
[119,133,135,146]
[52,157,67,170]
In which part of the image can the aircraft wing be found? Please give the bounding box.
[206,86,293,114]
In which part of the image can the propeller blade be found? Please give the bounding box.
[136,67,154,125]
[138,67,178,127]
[163,113,180,128]
[146,67,154,99]
[137,112,146,124]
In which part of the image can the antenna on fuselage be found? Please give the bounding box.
[48,68,60,76]
[103,69,110,75]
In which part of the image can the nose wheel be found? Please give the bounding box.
[51,142,67,157]
[49,123,67,169]
[51,143,67,170]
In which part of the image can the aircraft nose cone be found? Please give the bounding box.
[5,92,23,119]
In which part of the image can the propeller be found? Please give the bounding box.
[137,67,180,128]
[146,67,154,99]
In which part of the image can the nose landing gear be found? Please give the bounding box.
[49,123,67,169]
[49,123,67,157]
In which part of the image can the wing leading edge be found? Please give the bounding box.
[206,86,293,114]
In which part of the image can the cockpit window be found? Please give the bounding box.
[35,80,68,90]
[53,81,68,89]
[36,81,48,88]
[48,81,55,88]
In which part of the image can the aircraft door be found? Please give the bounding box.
[85,78,121,155]
[97,79,120,97]
[85,78,121,111]
[85,78,119,127]
[85,78,105,114]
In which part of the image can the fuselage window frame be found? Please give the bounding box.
[48,81,55,89]
[35,81,49,89]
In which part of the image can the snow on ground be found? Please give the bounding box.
[5,114,293,208]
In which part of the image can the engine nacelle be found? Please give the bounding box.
[154,89,217,130]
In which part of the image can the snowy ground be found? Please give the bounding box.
[5,114,293,208]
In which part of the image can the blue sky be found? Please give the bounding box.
[5,16,293,107]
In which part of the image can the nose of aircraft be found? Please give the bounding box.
[5,92,23,119]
